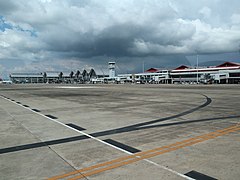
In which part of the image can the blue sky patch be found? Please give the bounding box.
[0,16,13,31]
[0,16,37,37]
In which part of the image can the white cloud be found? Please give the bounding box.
[231,13,240,24]
[0,0,240,76]
[0,28,46,62]
[129,39,189,55]
[0,41,10,48]
[199,6,211,19]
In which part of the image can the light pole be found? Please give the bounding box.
[196,54,199,84]
[142,61,145,73]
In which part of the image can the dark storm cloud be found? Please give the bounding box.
[42,21,196,58]
[88,24,144,57]
[0,0,17,15]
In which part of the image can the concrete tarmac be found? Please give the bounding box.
[0,84,239,180]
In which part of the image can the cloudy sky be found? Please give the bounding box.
[0,0,240,78]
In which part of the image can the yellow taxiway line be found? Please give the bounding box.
[48,124,240,180]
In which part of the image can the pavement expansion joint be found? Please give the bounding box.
[48,124,240,180]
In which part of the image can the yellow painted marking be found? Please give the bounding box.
[48,124,240,180]
[47,155,138,180]
[68,158,142,180]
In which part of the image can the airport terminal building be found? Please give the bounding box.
[170,62,240,84]
[118,61,240,84]
[9,69,99,84]
[9,61,240,84]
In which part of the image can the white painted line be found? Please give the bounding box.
[144,159,195,180]
[0,96,132,155]
[0,95,194,180]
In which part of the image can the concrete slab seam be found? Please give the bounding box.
[47,124,240,180]
[0,95,83,179]
[0,95,192,180]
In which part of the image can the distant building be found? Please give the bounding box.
[116,61,240,84]
[10,73,44,83]
[8,61,240,84]
[108,62,116,78]
[117,69,170,84]
[170,62,240,84]
[9,69,99,84]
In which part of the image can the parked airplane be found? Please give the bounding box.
[0,79,13,84]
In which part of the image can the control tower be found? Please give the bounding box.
[108,62,116,78]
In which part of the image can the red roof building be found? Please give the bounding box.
[174,65,190,70]
[216,62,240,67]
[145,68,160,73]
